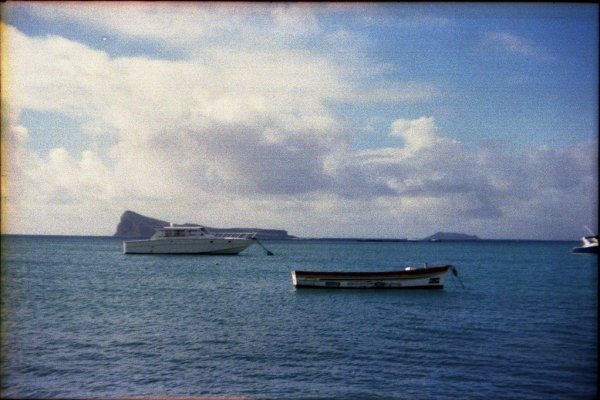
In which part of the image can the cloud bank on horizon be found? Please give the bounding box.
[1,3,598,239]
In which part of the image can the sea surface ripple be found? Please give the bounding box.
[1,236,597,399]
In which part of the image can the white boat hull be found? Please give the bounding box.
[292,265,452,289]
[123,237,254,254]
[572,232,598,254]
[572,245,598,254]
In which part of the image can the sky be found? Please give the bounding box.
[1,2,598,240]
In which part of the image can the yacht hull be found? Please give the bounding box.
[572,245,598,254]
[123,238,254,254]
[571,234,598,254]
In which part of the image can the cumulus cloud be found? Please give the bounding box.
[344,117,505,219]
[1,6,596,239]
[22,2,326,54]
[341,117,597,225]
[389,116,443,152]
[26,2,262,42]
[3,21,445,204]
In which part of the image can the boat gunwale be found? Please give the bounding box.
[292,284,445,290]
[124,237,255,243]
[292,264,452,279]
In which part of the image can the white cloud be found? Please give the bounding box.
[23,2,325,53]
[1,10,596,239]
[389,116,442,152]
[1,91,29,223]
[484,31,551,60]
[2,21,348,234]
[340,117,597,229]
[27,2,258,41]
[271,3,320,37]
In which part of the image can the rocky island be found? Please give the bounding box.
[114,211,478,242]
[114,210,296,240]
[421,232,480,241]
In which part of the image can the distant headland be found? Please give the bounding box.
[114,210,479,242]
[421,232,480,241]
[113,210,296,240]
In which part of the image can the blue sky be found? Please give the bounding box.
[1,3,597,239]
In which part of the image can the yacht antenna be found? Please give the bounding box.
[584,225,595,235]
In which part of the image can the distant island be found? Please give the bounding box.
[303,233,480,242]
[421,232,480,241]
[113,211,479,242]
[114,211,296,240]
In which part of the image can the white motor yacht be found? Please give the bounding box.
[123,226,256,255]
[572,227,598,254]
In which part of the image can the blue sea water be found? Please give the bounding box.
[1,235,597,399]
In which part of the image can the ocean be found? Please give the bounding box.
[1,235,597,399]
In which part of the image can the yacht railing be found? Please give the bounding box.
[209,231,257,239]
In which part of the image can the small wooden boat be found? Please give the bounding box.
[292,264,457,289]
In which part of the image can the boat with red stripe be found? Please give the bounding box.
[292,264,460,289]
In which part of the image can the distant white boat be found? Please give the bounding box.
[292,264,458,289]
[572,227,598,254]
[123,226,256,255]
